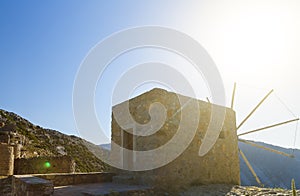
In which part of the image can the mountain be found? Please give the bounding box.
[0,109,109,172]
[239,141,300,189]
[99,143,111,150]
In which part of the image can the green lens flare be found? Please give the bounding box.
[44,162,51,168]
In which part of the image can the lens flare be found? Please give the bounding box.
[44,161,51,168]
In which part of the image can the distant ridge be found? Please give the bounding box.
[239,141,300,188]
[99,143,111,150]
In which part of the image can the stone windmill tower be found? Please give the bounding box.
[110,88,240,191]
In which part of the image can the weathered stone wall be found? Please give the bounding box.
[14,155,75,175]
[0,143,14,176]
[111,88,240,191]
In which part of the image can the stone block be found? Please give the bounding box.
[12,175,53,196]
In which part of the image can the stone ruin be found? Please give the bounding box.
[0,112,77,195]
[110,88,240,191]
[0,117,75,176]
[0,122,23,176]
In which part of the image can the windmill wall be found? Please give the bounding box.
[110,88,240,191]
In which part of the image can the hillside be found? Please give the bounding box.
[0,109,109,173]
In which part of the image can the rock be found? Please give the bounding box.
[180,185,300,196]
[56,146,67,155]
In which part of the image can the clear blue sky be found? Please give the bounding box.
[0,1,167,133]
[1,1,299,149]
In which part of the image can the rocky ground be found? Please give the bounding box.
[180,184,300,196]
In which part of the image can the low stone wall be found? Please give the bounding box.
[14,155,75,175]
[0,143,14,176]
[12,175,53,196]
[35,172,115,186]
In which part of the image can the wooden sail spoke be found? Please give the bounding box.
[231,82,236,109]
[238,139,294,158]
[239,148,263,187]
[206,97,211,103]
[238,118,299,137]
[237,89,273,131]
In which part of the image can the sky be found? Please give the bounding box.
[0,1,300,149]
